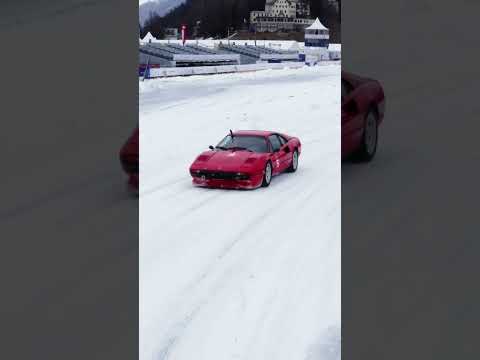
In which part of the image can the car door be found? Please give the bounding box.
[268,134,284,175]
[276,134,292,171]
[341,79,364,156]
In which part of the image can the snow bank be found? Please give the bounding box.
[143,61,340,79]
[146,62,302,78]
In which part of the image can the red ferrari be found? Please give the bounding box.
[189,130,301,189]
[342,71,385,161]
[119,126,139,194]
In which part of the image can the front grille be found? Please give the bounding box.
[191,170,249,181]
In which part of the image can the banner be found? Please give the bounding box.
[181,25,186,45]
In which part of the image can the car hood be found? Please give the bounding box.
[191,150,264,172]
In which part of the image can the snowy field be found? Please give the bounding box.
[140,65,341,360]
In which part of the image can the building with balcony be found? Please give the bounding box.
[250,0,314,32]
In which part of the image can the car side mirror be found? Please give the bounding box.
[343,98,359,114]
[283,146,290,153]
[209,145,214,150]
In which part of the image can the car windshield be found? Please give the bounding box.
[216,135,268,153]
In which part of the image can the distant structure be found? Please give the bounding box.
[141,32,157,43]
[305,17,329,48]
[250,0,314,32]
[304,18,330,63]
[164,28,179,40]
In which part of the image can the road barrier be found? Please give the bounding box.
[145,61,340,79]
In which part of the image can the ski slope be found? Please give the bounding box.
[140,65,341,360]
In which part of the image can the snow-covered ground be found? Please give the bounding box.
[140,65,341,360]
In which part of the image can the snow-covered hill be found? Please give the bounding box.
[140,65,341,360]
[139,0,185,25]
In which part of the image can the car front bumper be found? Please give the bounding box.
[192,173,263,190]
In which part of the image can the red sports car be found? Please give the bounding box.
[119,126,139,194]
[189,130,301,189]
[342,71,385,161]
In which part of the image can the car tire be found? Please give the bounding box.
[286,149,299,172]
[261,161,272,187]
[352,109,378,162]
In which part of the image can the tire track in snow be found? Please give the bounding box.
[144,145,337,288]
[139,177,188,197]
[156,303,205,360]
[148,168,338,359]
[143,161,338,359]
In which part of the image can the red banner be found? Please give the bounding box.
[181,25,187,45]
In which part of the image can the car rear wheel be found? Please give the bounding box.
[261,162,272,187]
[287,149,299,172]
[353,109,378,162]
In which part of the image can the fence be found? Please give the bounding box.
[144,61,338,79]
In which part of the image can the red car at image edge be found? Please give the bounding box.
[342,71,385,161]
[189,130,301,189]
[119,126,139,193]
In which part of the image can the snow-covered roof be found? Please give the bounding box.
[306,18,328,31]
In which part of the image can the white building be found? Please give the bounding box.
[250,0,314,32]
[267,0,296,18]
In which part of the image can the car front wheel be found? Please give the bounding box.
[287,149,299,172]
[353,109,378,162]
[261,162,272,187]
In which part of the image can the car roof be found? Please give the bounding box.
[232,130,275,137]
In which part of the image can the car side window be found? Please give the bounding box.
[268,135,281,152]
[277,135,286,146]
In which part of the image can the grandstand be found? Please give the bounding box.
[185,44,220,55]
[244,44,297,55]
[218,43,300,64]
[139,43,240,68]
[139,42,301,72]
